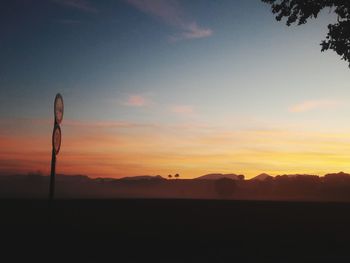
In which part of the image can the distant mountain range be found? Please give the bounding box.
[2,171,350,201]
[119,175,165,181]
[5,172,350,181]
[194,173,245,180]
[249,173,321,181]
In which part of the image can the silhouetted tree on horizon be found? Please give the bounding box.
[262,0,350,67]
[174,173,179,179]
[168,174,172,179]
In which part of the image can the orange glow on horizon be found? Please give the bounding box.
[1,118,350,179]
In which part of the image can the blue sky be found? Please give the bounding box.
[1,0,350,178]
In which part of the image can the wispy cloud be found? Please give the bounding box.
[64,119,156,129]
[288,100,342,113]
[168,22,212,42]
[125,0,213,41]
[52,0,98,13]
[124,95,148,107]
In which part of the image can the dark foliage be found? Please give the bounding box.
[262,0,350,67]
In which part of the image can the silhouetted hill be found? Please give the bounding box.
[119,175,165,181]
[250,173,272,181]
[195,173,244,180]
[324,171,350,178]
[276,173,319,178]
[2,171,350,201]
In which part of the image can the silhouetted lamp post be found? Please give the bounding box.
[49,93,64,203]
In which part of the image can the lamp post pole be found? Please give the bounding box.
[49,143,56,202]
[49,94,64,207]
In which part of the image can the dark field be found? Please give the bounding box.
[2,199,350,262]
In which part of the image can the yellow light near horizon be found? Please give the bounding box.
[1,123,350,179]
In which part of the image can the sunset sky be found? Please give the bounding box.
[1,0,350,179]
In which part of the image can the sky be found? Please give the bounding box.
[1,0,350,179]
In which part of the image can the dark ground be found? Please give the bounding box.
[2,199,350,262]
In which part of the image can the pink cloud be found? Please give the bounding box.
[124,95,147,107]
[168,22,213,42]
[288,100,342,113]
[171,105,195,115]
[125,0,212,41]
[52,0,97,13]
